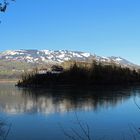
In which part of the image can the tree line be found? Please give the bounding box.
[17,60,140,87]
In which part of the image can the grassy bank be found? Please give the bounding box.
[0,79,18,83]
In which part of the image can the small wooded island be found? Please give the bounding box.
[17,60,140,87]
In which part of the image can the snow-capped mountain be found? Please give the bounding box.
[0,50,92,63]
[0,50,138,68]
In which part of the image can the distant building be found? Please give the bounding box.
[38,68,48,74]
[37,66,63,74]
[51,65,64,73]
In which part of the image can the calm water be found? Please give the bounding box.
[0,83,140,140]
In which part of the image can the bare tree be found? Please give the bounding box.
[59,113,92,140]
[0,0,15,12]
[0,120,11,140]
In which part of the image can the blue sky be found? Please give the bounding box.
[0,0,140,64]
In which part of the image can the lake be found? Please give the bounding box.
[0,83,140,140]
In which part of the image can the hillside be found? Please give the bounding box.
[0,49,139,79]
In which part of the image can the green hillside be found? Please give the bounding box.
[0,60,35,79]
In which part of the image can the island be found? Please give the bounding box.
[16,60,140,87]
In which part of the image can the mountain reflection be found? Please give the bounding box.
[0,84,139,115]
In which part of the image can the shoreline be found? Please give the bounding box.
[0,79,18,83]
[16,82,140,89]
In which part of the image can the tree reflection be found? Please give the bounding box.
[0,84,139,115]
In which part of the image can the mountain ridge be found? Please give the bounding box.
[0,49,138,68]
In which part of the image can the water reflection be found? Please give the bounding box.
[0,84,139,115]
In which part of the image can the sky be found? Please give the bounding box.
[0,0,140,64]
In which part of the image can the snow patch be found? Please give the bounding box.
[40,56,46,61]
[58,54,65,58]
[81,53,90,57]
[3,50,19,56]
[47,56,53,60]
[115,58,122,61]
[72,52,82,57]
[41,50,52,55]
[64,57,70,61]
[34,58,39,61]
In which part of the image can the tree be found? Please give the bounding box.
[0,0,15,12]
